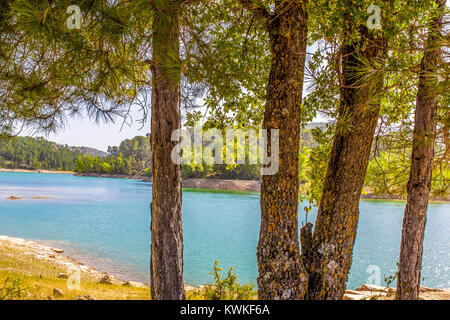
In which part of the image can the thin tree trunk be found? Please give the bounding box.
[306,25,388,300]
[150,1,185,300]
[397,0,445,300]
[257,0,309,300]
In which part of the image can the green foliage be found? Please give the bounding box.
[0,278,29,300]
[365,150,410,197]
[0,134,152,176]
[190,260,256,300]
[184,0,271,129]
[1,0,152,135]
[74,135,151,176]
[365,149,449,199]
[431,164,449,199]
[181,126,317,181]
[182,163,261,181]
[304,0,440,132]
[299,125,335,214]
[0,136,82,171]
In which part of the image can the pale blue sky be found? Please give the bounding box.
[44,109,150,152]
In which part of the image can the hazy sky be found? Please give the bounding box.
[42,109,150,152]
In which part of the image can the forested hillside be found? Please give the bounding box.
[0,129,317,180]
[0,137,82,171]
[74,135,152,176]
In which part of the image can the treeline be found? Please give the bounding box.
[0,130,317,181]
[75,128,319,180]
[0,136,82,171]
[2,134,446,199]
[0,134,266,179]
[74,136,152,176]
[74,134,263,179]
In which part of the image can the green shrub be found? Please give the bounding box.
[0,278,28,300]
[189,260,256,300]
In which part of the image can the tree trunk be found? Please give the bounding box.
[306,26,388,300]
[257,0,309,300]
[150,2,185,300]
[397,0,445,300]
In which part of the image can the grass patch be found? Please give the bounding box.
[0,244,150,300]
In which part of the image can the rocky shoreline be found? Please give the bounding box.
[344,284,450,300]
[0,235,147,288]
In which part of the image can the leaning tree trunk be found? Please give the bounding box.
[150,2,185,300]
[257,0,309,300]
[305,25,388,300]
[397,0,445,300]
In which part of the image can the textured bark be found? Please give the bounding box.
[257,0,309,300]
[300,222,313,272]
[307,26,388,300]
[150,2,185,300]
[397,0,445,300]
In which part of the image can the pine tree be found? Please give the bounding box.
[397,0,447,300]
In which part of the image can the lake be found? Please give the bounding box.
[0,171,449,289]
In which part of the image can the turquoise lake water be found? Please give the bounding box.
[0,171,449,289]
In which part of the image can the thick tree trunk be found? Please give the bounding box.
[150,2,185,300]
[306,26,387,300]
[397,0,445,300]
[257,0,309,300]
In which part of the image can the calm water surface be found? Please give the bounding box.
[0,171,448,289]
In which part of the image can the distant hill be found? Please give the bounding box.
[0,125,327,176]
[0,136,109,171]
[69,146,108,158]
